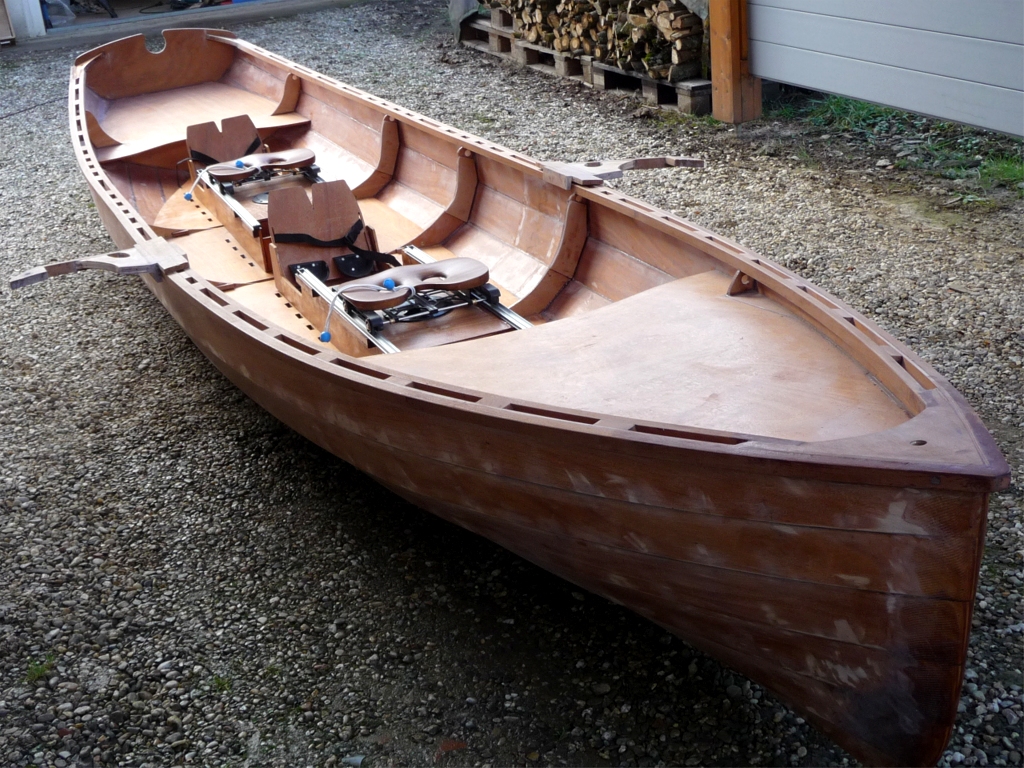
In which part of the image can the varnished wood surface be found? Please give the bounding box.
[382,305,513,351]
[225,279,324,342]
[103,162,187,233]
[186,114,262,164]
[66,30,1011,767]
[97,81,301,142]
[94,83,308,164]
[153,184,221,234]
[172,227,268,287]
[358,198,430,253]
[381,270,910,442]
[267,180,370,286]
[75,29,237,100]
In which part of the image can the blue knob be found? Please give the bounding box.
[383,278,396,290]
[235,160,245,168]
[319,331,332,342]
[184,192,193,201]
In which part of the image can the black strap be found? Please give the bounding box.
[190,136,263,167]
[274,219,399,267]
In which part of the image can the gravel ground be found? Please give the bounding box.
[1,2,1021,766]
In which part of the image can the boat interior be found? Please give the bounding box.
[77,30,926,444]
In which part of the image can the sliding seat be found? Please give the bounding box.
[268,180,527,355]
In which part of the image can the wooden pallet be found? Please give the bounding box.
[461,8,514,56]
[512,39,584,80]
[459,11,711,116]
[590,60,711,113]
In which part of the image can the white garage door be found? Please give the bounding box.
[747,0,1024,136]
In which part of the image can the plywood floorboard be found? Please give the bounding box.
[154,184,221,232]
[176,228,269,286]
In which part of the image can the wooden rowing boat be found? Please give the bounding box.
[12,28,1010,766]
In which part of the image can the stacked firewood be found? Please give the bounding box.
[496,0,704,81]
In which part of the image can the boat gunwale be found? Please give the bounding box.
[68,30,1010,493]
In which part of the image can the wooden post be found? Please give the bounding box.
[710,0,761,123]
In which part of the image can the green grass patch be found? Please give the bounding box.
[26,654,56,683]
[804,95,925,137]
[980,154,1024,194]
[776,93,1023,195]
[657,110,721,129]
[904,138,1023,192]
[212,674,232,692]
[764,102,797,120]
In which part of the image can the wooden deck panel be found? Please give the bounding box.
[380,271,910,442]
[93,83,309,164]
[97,82,299,143]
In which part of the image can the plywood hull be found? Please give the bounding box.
[137,266,980,766]
[58,29,1011,767]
